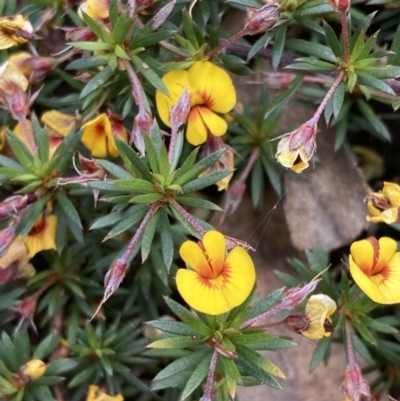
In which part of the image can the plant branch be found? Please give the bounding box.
[341,11,350,61]
[200,350,218,401]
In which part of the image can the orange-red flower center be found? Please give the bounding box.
[29,215,45,235]
[357,237,388,277]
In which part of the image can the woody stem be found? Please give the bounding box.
[309,71,345,125]
[170,199,207,237]
[199,350,218,401]
[341,11,350,61]
[345,320,356,367]
[18,116,36,153]
[207,29,247,58]
[120,204,158,264]
[237,147,261,186]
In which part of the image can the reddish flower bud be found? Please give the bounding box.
[282,280,321,309]
[328,0,351,12]
[9,53,54,84]
[91,258,130,320]
[170,87,190,129]
[0,194,37,220]
[245,2,282,35]
[64,26,95,42]
[343,363,371,401]
[131,109,153,157]
[8,296,38,333]
[0,81,30,119]
[222,180,246,219]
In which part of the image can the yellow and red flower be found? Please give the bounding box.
[24,213,58,258]
[81,113,127,158]
[349,237,400,304]
[176,230,256,315]
[365,182,400,224]
[156,61,236,146]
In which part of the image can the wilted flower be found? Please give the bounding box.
[0,224,18,259]
[0,15,34,50]
[286,294,336,340]
[24,213,58,258]
[78,0,110,20]
[81,113,128,158]
[275,121,317,174]
[8,295,38,332]
[18,359,46,382]
[349,237,400,304]
[200,136,234,191]
[156,61,236,146]
[245,2,282,35]
[0,61,30,119]
[9,52,54,84]
[86,385,124,401]
[176,230,256,315]
[365,182,400,224]
[0,238,35,284]
[13,119,33,150]
[343,363,371,401]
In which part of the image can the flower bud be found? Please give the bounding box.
[245,2,281,35]
[131,109,153,157]
[18,359,46,382]
[9,53,54,84]
[282,280,321,309]
[64,26,96,42]
[0,81,30,119]
[0,194,37,220]
[170,87,190,129]
[328,0,351,12]
[343,363,371,401]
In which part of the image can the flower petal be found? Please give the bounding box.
[202,231,226,277]
[188,62,236,113]
[156,70,189,128]
[186,107,208,145]
[350,253,400,304]
[221,246,256,309]
[81,114,112,158]
[366,208,398,224]
[41,110,75,137]
[373,237,398,274]
[350,239,375,275]
[176,269,232,315]
[179,240,213,278]
[24,215,57,258]
[197,106,228,137]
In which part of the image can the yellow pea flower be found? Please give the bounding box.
[19,359,46,382]
[86,385,124,401]
[349,237,400,304]
[156,61,236,146]
[365,182,400,224]
[0,15,33,50]
[81,113,127,158]
[176,230,256,315]
[24,214,58,258]
[300,294,336,340]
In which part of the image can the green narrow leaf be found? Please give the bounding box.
[246,287,285,321]
[80,66,114,98]
[353,319,377,345]
[264,75,303,118]
[130,55,169,95]
[181,352,213,399]
[333,82,346,119]
[181,169,232,193]
[163,297,213,336]
[158,209,174,270]
[357,98,391,141]
[115,138,153,180]
[272,25,286,71]
[285,38,336,62]
[247,33,272,62]
[141,210,160,262]
[309,336,330,372]
[55,191,82,229]
[31,113,49,164]
[6,131,34,171]
[15,193,51,237]
[146,320,197,336]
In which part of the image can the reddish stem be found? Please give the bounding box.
[341,11,350,61]
[199,350,218,401]
[207,29,247,58]
[170,199,206,237]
